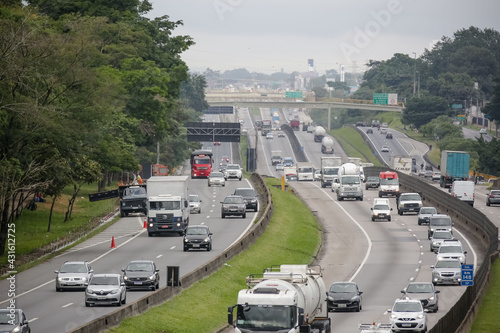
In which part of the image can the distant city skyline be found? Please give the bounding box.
[147,0,500,75]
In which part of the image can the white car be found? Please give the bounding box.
[188,194,202,214]
[224,164,242,181]
[266,132,273,139]
[436,239,466,264]
[479,128,487,134]
[381,145,390,152]
[314,170,321,181]
[371,198,392,221]
[389,299,427,332]
[275,164,284,171]
[431,259,462,285]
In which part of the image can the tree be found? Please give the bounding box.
[402,96,450,128]
[483,77,500,125]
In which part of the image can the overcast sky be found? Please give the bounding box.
[146,0,500,75]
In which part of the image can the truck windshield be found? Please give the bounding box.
[342,176,360,184]
[194,158,210,164]
[380,178,398,185]
[298,167,313,173]
[236,305,295,330]
[324,168,338,175]
[124,188,146,196]
[149,201,181,210]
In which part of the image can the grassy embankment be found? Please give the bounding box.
[329,127,383,166]
[107,177,321,333]
[1,184,118,271]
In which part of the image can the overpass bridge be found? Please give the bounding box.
[206,92,404,130]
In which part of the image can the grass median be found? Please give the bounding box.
[107,177,321,333]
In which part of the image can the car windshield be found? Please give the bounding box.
[210,172,223,178]
[374,205,390,210]
[342,176,360,184]
[393,302,422,312]
[439,246,462,253]
[433,231,453,239]
[401,194,421,201]
[0,311,18,325]
[420,208,437,214]
[60,263,87,273]
[186,227,209,235]
[224,197,243,204]
[435,261,461,268]
[194,158,210,164]
[431,217,451,226]
[149,201,181,210]
[329,283,357,293]
[227,165,240,170]
[380,178,398,185]
[234,189,256,197]
[189,195,199,202]
[367,177,378,182]
[126,262,153,272]
[91,276,119,285]
[406,284,433,293]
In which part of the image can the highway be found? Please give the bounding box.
[249,107,486,332]
[0,114,260,333]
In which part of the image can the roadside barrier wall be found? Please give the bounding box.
[68,173,273,333]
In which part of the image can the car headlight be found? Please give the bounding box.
[204,237,210,242]
[250,199,257,203]
[124,276,129,280]
[110,288,120,294]
[390,314,397,319]
[458,256,464,261]
[149,274,156,280]
[58,277,64,282]
[11,325,21,333]
[417,314,424,319]
[327,296,334,301]
[87,289,95,294]
[428,296,435,301]
[184,238,189,243]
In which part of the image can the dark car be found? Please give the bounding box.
[233,188,258,212]
[386,133,393,139]
[365,176,380,190]
[119,185,147,217]
[55,261,93,291]
[486,190,500,206]
[0,309,30,333]
[327,282,363,312]
[402,282,440,313]
[366,128,373,134]
[122,260,160,291]
[221,195,246,218]
[183,225,212,252]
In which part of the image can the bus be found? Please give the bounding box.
[190,150,213,178]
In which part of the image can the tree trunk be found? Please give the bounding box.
[64,185,80,222]
[48,196,56,232]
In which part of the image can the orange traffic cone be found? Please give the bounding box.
[143,218,147,229]
[110,236,116,248]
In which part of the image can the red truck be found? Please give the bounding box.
[190,150,213,178]
[290,119,300,130]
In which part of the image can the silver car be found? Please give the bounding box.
[208,172,226,187]
[221,195,246,218]
[429,229,455,253]
[55,261,93,291]
[402,282,440,313]
[431,259,462,285]
[0,309,30,333]
[188,194,202,214]
[85,274,126,307]
[417,207,437,225]
[436,239,467,264]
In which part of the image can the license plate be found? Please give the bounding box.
[409,208,415,211]
[193,244,200,248]
[230,209,237,212]
[67,282,76,285]
[134,281,142,285]
[401,323,411,327]
[132,206,138,209]
[161,226,168,228]
[338,304,346,308]
[98,297,106,300]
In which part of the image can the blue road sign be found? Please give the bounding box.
[461,264,474,286]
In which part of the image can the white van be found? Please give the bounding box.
[450,180,474,206]
[371,198,392,221]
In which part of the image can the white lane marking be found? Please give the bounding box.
[156,254,163,258]
[29,318,38,322]
[169,246,176,250]
[0,229,147,305]
[62,303,73,308]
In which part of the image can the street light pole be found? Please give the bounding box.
[412,52,417,97]
[417,71,420,98]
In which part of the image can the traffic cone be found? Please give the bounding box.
[110,236,116,248]
[143,218,147,229]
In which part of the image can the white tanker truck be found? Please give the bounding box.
[321,137,334,154]
[313,126,326,142]
[228,265,331,333]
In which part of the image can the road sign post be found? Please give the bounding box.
[461,264,474,286]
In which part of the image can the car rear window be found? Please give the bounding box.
[234,189,255,196]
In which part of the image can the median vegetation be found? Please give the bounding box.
[107,177,321,333]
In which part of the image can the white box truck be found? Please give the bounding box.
[320,156,342,188]
[296,162,314,181]
[146,176,190,236]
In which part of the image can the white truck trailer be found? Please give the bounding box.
[228,265,331,333]
[391,155,412,175]
[320,157,342,188]
[335,163,363,201]
[314,126,326,142]
[296,162,314,181]
[146,176,190,237]
[321,137,335,154]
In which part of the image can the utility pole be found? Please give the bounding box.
[412,52,417,97]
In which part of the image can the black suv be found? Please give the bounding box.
[119,185,147,217]
[234,188,258,212]
[365,176,380,190]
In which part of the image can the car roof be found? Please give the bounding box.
[128,260,154,264]
[188,224,209,229]
[225,194,243,198]
[62,261,88,265]
[430,214,450,218]
[92,273,121,277]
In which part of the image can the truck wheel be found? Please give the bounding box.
[254,205,258,212]
[359,196,363,201]
[388,216,391,221]
[222,214,225,218]
[371,217,375,221]
[242,213,246,218]
[148,232,153,237]
[378,192,382,198]
[120,211,125,217]
[487,201,490,206]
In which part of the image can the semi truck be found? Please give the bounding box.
[290,118,300,130]
[296,162,314,181]
[272,111,280,129]
[391,155,412,175]
[321,137,335,154]
[335,163,363,201]
[271,150,282,166]
[227,265,331,333]
[261,120,273,136]
[190,150,213,178]
[320,156,342,188]
[146,176,190,237]
[440,150,470,188]
[314,126,326,142]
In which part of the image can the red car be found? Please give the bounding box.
[213,141,221,146]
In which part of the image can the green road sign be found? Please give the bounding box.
[373,93,388,104]
[452,104,463,109]
[286,92,303,98]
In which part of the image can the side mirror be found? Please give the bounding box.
[370,208,373,210]
[121,269,125,272]
[54,270,59,274]
[435,290,440,293]
[390,208,393,211]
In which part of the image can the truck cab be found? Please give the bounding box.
[379,171,399,197]
[147,194,189,236]
[119,185,147,217]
